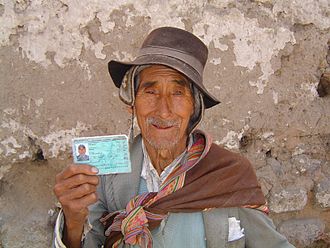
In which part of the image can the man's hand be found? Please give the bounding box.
[54,164,99,248]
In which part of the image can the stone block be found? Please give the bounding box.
[269,187,307,213]
[278,218,325,247]
[267,157,285,177]
[315,178,330,208]
[256,165,279,196]
[291,154,322,176]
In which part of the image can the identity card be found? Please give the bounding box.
[72,135,131,175]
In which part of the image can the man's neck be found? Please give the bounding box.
[144,138,188,175]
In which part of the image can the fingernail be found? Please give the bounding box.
[91,167,99,173]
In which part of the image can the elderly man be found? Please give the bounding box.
[54,27,294,248]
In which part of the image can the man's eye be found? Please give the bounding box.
[173,90,184,95]
[145,89,156,94]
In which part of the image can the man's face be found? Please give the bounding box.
[135,65,194,150]
[78,146,86,155]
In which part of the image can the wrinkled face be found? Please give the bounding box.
[135,65,194,150]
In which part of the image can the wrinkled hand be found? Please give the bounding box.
[54,164,99,247]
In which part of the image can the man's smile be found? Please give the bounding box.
[152,124,173,130]
[147,116,180,132]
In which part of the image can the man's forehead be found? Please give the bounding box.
[139,65,190,85]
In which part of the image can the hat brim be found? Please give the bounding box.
[108,55,220,109]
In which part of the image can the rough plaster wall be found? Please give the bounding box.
[0,0,329,247]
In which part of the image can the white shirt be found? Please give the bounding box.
[140,136,193,192]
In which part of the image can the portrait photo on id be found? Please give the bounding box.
[76,144,89,162]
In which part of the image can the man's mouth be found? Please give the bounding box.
[152,124,173,130]
[147,117,179,130]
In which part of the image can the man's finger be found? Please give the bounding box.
[55,174,99,195]
[59,183,97,202]
[62,192,98,212]
[78,192,98,207]
[56,164,98,182]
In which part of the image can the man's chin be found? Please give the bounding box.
[145,136,179,150]
[143,127,184,149]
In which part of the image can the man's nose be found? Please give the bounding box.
[157,95,172,118]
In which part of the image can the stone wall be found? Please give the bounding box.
[0,0,329,247]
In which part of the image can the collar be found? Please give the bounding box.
[141,135,194,192]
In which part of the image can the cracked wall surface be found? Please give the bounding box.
[0,0,330,247]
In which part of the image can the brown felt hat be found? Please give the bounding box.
[108,27,220,108]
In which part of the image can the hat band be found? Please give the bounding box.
[138,46,204,75]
